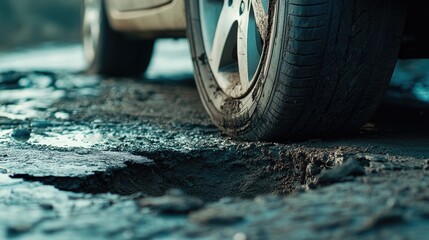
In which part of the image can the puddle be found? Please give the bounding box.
[0,71,100,120]
[0,88,65,120]
[0,124,104,148]
[0,39,193,150]
[29,126,104,148]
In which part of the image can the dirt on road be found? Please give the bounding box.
[0,41,428,239]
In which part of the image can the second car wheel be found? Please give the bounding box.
[82,0,154,77]
[187,0,407,141]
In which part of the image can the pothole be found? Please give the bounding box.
[12,147,336,202]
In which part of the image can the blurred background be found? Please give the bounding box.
[0,0,81,50]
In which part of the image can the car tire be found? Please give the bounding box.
[187,0,407,141]
[82,0,154,77]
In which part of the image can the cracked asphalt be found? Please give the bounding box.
[0,39,428,239]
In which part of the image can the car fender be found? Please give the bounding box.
[105,0,186,38]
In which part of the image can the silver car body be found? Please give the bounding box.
[105,0,187,38]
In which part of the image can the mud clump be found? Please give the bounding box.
[312,158,365,187]
[138,189,204,215]
[10,128,31,142]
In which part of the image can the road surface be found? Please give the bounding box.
[0,40,428,239]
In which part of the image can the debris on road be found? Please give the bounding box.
[314,158,366,187]
[10,127,31,142]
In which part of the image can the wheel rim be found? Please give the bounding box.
[83,0,102,64]
[199,0,270,98]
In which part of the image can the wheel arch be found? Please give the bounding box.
[399,1,429,58]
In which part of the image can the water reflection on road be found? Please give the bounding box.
[0,39,193,148]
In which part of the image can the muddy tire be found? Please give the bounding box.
[82,0,154,77]
[187,0,407,141]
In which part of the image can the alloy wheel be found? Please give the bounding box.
[199,0,270,98]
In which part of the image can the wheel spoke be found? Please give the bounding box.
[210,3,239,72]
[237,9,250,84]
[251,0,269,41]
[238,2,262,84]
